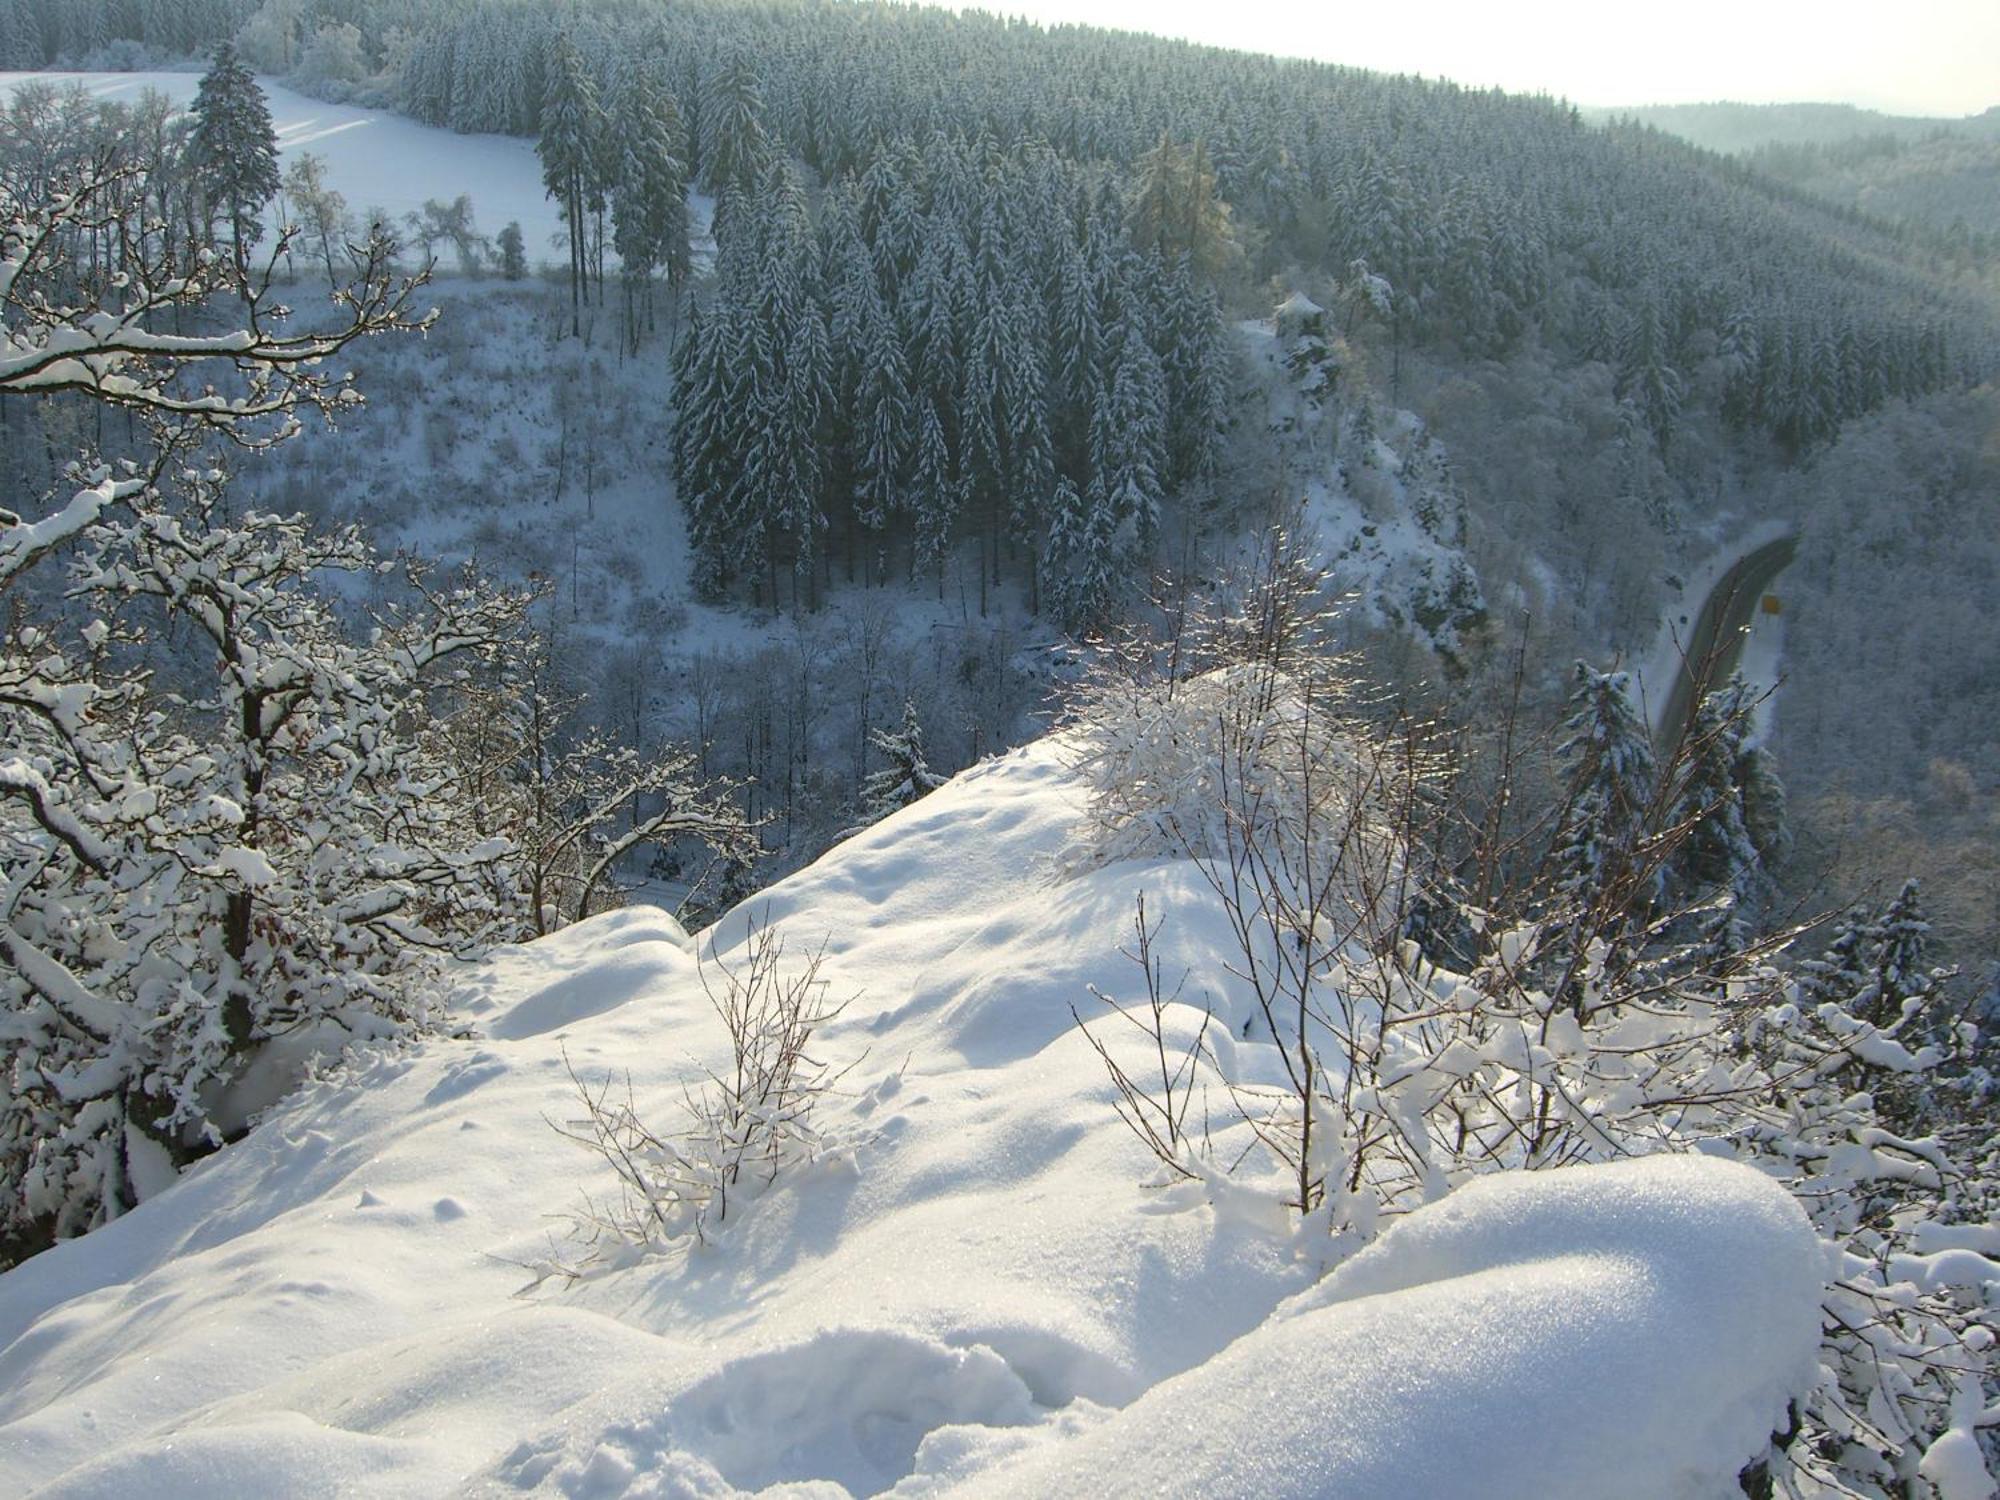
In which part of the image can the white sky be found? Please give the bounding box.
[957,0,1999,117]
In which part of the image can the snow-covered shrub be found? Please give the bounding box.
[553,920,855,1268]
[1061,523,1395,874]
[1062,532,1433,1220]
[0,466,551,1248]
[0,157,746,1257]
[0,157,447,1250]
[1066,542,1997,1496]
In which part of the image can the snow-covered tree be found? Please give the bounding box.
[0,152,746,1257]
[857,701,944,825]
[280,150,346,287]
[537,33,603,337]
[1551,662,1659,912]
[189,41,280,278]
[1669,679,1762,899]
[0,158,435,1245]
[699,48,769,202]
[496,221,526,280]
[610,59,691,348]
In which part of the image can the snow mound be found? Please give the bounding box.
[962,1155,1819,1500]
[0,742,1822,1498]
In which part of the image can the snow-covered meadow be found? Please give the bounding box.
[0,739,1825,1498]
[0,71,574,268]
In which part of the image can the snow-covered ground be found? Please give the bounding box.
[0,72,586,269]
[0,738,1824,1498]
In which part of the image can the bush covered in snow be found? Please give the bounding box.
[552,917,856,1268]
[0,152,746,1259]
[1063,545,1998,1497]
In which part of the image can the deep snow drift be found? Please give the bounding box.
[0,741,1822,1497]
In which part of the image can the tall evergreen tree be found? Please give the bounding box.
[850,278,913,574]
[611,60,691,348]
[700,48,770,204]
[1090,324,1168,551]
[1670,681,1760,897]
[189,42,280,280]
[1553,662,1659,911]
[537,33,603,338]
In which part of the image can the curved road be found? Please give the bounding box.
[1656,533,1799,754]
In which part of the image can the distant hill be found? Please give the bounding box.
[1585,100,2000,155]
[1588,102,2000,243]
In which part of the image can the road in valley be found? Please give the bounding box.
[1655,532,1798,753]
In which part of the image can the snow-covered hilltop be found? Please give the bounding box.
[0,739,1823,1498]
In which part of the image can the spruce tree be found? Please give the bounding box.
[700,49,770,203]
[1553,662,1659,911]
[1042,476,1116,633]
[910,394,958,591]
[1090,324,1167,552]
[611,60,691,347]
[537,33,603,338]
[1862,879,1938,1030]
[859,701,945,822]
[497,222,527,280]
[190,42,281,281]
[1797,909,1872,1011]
[1671,681,1760,897]
[851,281,912,564]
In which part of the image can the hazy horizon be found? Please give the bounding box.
[948,0,1997,119]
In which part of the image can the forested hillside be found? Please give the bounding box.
[4,6,2000,1493]
[1599,101,2000,260]
[4,0,1998,954]
[1598,100,2000,155]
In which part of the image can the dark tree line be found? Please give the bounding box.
[671,127,1231,623]
[13,0,1985,463]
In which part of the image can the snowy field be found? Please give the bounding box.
[0,71,575,269]
[0,739,1824,1498]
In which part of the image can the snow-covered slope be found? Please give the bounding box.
[0,740,1822,1498]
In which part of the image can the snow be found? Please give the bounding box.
[0,72,687,272]
[961,1156,1820,1500]
[0,741,1825,1497]
[1921,1428,1998,1500]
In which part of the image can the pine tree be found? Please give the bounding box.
[858,701,944,823]
[189,42,281,280]
[1553,662,1659,911]
[537,33,603,338]
[611,59,691,348]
